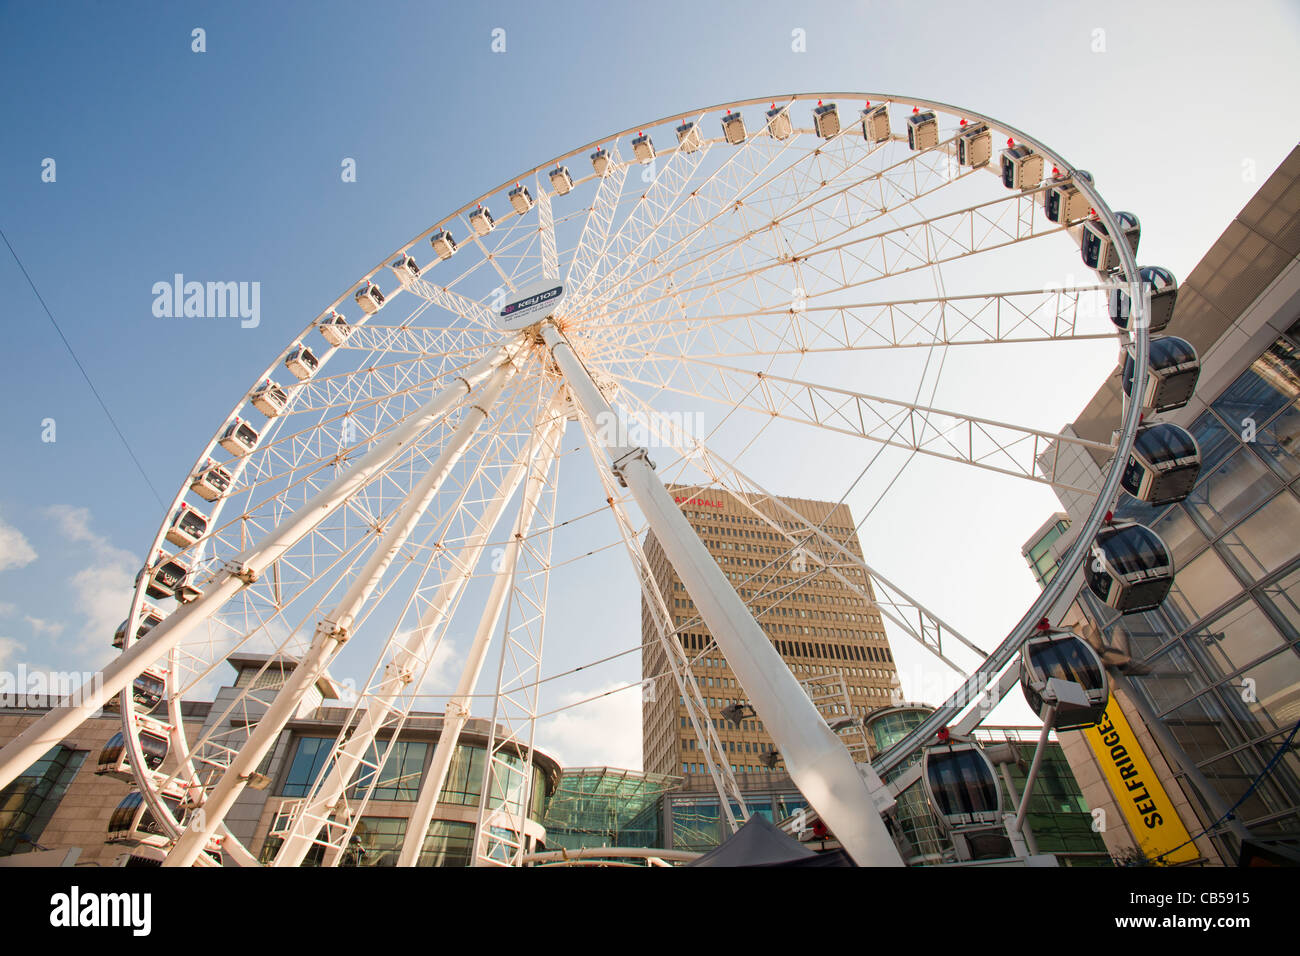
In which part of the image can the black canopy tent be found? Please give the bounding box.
[685,814,855,867]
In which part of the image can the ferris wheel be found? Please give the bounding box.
[0,92,1191,867]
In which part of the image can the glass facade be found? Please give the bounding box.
[1091,332,1300,853]
[339,816,406,867]
[976,730,1110,866]
[418,819,475,867]
[541,767,675,851]
[265,731,554,866]
[667,791,808,852]
[279,735,551,818]
[0,745,85,855]
[1026,517,1072,586]
[348,740,428,801]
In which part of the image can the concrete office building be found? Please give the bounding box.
[641,486,901,784]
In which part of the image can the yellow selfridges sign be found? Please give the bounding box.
[1084,698,1200,864]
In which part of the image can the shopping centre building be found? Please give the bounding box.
[0,654,560,866]
[1023,145,1300,864]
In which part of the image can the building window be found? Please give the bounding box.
[0,745,85,856]
[280,736,335,797]
[339,816,407,867]
[349,739,428,801]
[418,819,475,867]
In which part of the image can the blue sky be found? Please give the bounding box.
[1,1,1298,768]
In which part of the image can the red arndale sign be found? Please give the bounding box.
[674,496,723,508]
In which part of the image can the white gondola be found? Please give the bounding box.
[812,101,840,139]
[1086,520,1175,614]
[250,378,288,417]
[860,103,890,143]
[906,109,938,150]
[190,459,232,501]
[921,739,1002,831]
[956,122,991,166]
[630,133,655,164]
[354,281,385,315]
[675,120,701,152]
[590,147,611,176]
[1081,211,1140,274]
[318,310,351,346]
[430,228,458,260]
[102,663,167,714]
[508,184,534,213]
[285,342,320,381]
[721,109,746,145]
[1109,266,1178,334]
[145,550,191,601]
[164,502,208,547]
[1000,143,1044,190]
[1043,171,1092,224]
[96,715,170,779]
[1019,627,1109,731]
[549,165,573,195]
[389,253,421,283]
[469,205,495,236]
[1120,423,1201,506]
[219,417,259,456]
[765,104,792,140]
[107,788,183,846]
[113,602,164,650]
[1123,336,1200,414]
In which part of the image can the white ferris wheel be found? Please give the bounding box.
[0,92,1189,867]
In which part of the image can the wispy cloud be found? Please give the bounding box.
[24,615,64,637]
[42,505,137,664]
[536,681,643,770]
[0,515,37,572]
[0,636,25,671]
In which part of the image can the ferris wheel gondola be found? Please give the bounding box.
[921,739,1003,831]
[906,109,938,150]
[1110,266,1179,333]
[1123,335,1200,414]
[250,378,289,417]
[1019,628,1109,731]
[113,602,164,650]
[100,664,167,714]
[1119,422,1201,505]
[999,143,1043,191]
[860,103,890,143]
[164,502,208,548]
[1081,211,1140,274]
[1043,169,1093,225]
[318,309,352,346]
[955,122,991,167]
[97,715,171,779]
[1086,520,1175,614]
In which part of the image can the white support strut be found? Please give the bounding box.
[540,319,903,867]
[393,405,565,867]
[0,340,519,795]
[162,360,519,867]
[270,418,554,867]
